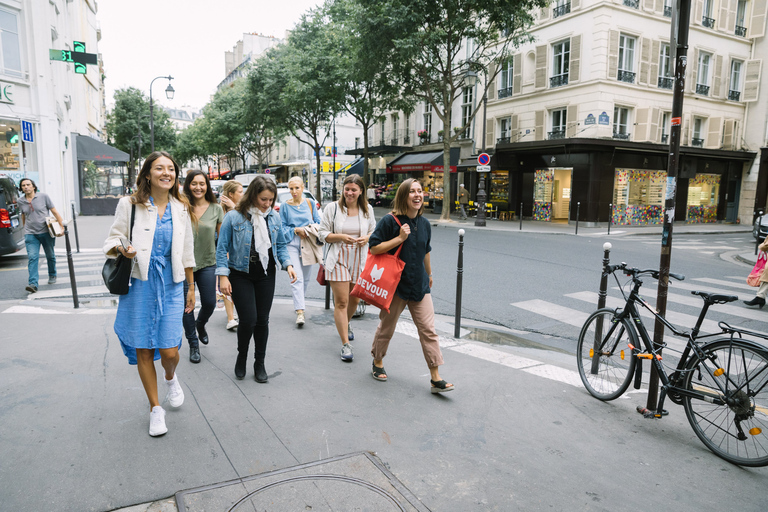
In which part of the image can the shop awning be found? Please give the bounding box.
[340,157,365,176]
[388,148,459,173]
[264,166,284,174]
[75,135,129,162]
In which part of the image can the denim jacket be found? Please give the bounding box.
[215,208,291,276]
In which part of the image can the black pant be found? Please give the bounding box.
[229,263,275,364]
[182,265,217,346]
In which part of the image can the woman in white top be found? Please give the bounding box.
[318,174,376,362]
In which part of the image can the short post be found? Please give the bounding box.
[454,229,465,338]
[325,281,331,310]
[756,210,763,255]
[70,202,80,253]
[575,202,581,235]
[591,242,612,375]
[519,202,523,231]
[64,226,79,309]
[608,203,612,235]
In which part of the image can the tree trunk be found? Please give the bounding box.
[363,125,370,185]
[440,136,452,221]
[315,140,322,202]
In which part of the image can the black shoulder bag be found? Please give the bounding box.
[102,204,136,295]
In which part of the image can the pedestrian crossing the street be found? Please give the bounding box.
[27,249,110,301]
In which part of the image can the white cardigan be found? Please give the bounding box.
[103,196,195,283]
[318,202,376,273]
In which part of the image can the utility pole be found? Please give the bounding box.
[647,0,691,411]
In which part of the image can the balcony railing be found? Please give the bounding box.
[692,138,704,147]
[418,134,430,144]
[735,25,747,36]
[403,136,411,145]
[728,90,741,101]
[695,84,710,96]
[623,0,639,8]
[617,70,636,83]
[613,132,630,140]
[391,138,398,146]
[661,134,669,143]
[702,16,715,28]
[379,139,385,147]
[658,76,673,89]
[497,136,511,144]
[553,2,571,17]
[663,5,672,17]
[550,74,568,88]
[498,86,513,99]
[548,129,565,140]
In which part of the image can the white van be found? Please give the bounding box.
[234,173,277,188]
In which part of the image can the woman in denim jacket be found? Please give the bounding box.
[216,177,297,382]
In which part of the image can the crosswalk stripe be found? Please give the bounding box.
[509,299,589,328]
[28,284,109,299]
[668,281,751,300]
[692,277,754,291]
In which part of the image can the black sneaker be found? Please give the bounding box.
[25,285,37,293]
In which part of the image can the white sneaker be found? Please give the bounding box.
[226,319,239,330]
[149,406,167,437]
[296,311,305,327]
[165,373,184,408]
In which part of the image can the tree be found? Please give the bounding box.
[174,119,209,171]
[367,0,543,220]
[200,81,250,173]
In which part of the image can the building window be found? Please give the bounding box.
[658,44,673,89]
[613,106,630,139]
[422,103,432,142]
[663,0,672,17]
[735,0,747,36]
[696,52,711,95]
[549,108,566,139]
[0,10,22,78]
[617,34,636,83]
[623,0,640,8]
[687,174,721,223]
[379,118,385,146]
[553,0,571,18]
[692,117,705,147]
[729,60,743,101]
[391,114,399,145]
[404,115,411,144]
[498,117,512,144]
[499,57,513,98]
[661,112,670,143]
[702,0,716,28]
[613,169,667,225]
[461,87,473,138]
[551,40,570,88]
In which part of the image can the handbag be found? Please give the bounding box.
[747,250,767,287]
[102,204,135,295]
[351,214,405,312]
[317,203,338,286]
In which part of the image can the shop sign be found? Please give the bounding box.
[0,82,13,103]
[584,114,596,125]
[598,112,610,125]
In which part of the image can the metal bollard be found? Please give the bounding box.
[608,203,612,235]
[325,280,331,310]
[575,202,581,235]
[519,202,523,231]
[454,229,465,338]
[755,210,763,256]
[70,202,80,253]
[64,226,79,309]
[591,242,611,375]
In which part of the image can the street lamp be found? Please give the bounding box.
[149,75,174,152]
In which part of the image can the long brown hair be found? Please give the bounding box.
[220,180,242,213]
[391,178,424,217]
[183,170,216,227]
[235,176,277,215]
[131,151,188,210]
[337,174,369,218]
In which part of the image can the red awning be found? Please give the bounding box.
[388,149,459,173]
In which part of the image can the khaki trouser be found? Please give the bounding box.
[371,293,444,368]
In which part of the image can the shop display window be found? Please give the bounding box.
[534,169,553,221]
[0,121,20,172]
[686,173,720,223]
[81,162,130,198]
[612,169,666,225]
[490,171,509,203]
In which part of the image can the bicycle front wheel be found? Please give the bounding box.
[576,308,638,401]
[683,339,768,467]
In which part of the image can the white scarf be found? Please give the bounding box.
[248,207,272,274]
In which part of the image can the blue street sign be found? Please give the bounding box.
[21,120,34,143]
[598,112,610,125]
[585,114,596,125]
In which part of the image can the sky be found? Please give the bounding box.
[97,0,322,111]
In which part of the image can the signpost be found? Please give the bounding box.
[475,153,491,227]
[49,41,98,74]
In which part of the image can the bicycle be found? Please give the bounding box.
[576,262,768,467]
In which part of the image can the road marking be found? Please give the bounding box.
[692,277,754,291]
[510,299,588,328]
[0,266,27,272]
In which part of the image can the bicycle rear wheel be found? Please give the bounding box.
[682,339,768,467]
[576,308,638,401]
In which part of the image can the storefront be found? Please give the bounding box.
[387,148,460,212]
[612,169,666,225]
[533,168,572,221]
[75,135,130,215]
[0,119,40,186]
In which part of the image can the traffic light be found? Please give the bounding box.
[6,128,18,143]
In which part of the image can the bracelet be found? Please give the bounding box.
[428,274,433,277]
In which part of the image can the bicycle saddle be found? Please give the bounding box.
[691,291,738,304]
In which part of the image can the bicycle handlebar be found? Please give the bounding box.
[603,262,685,282]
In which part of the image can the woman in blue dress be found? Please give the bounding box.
[104,151,196,437]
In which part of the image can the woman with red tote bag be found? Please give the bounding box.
[367,179,454,394]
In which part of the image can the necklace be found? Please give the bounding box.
[406,216,418,233]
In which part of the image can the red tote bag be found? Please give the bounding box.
[351,215,405,312]
[747,251,768,287]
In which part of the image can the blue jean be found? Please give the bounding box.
[183,265,217,346]
[25,233,56,287]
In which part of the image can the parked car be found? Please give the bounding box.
[209,180,225,199]
[753,213,768,240]
[274,189,322,215]
[0,175,24,256]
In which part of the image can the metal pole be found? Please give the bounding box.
[70,202,80,253]
[454,229,465,338]
[332,120,337,201]
[608,203,612,235]
[519,202,523,230]
[325,282,331,310]
[591,242,612,374]
[575,202,580,235]
[149,75,173,153]
[648,0,691,413]
[63,226,79,309]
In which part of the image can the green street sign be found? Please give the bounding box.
[49,41,97,74]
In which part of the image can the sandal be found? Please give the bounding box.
[430,379,454,394]
[372,363,387,381]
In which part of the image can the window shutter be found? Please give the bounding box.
[650,107,659,141]
[535,44,547,89]
[682,115,691,145]
[635,108,650,141]
[513,53,522,95]
[727,0,737,32]
[535,110,545,141]
[718,0,730,30]
[487,62,497,101]
[572,0,581,9]
[706,117,722,148]
[743,59,762,101]
[643,0,655,12]
[569,35,581,83]
[712,54,723,98]
[566,105,578,137]
[539,6,550,21]
[722,119,735,149]
[511,114,519,136]
[608,30,619,80]
[654,0,663,13]
[694,0,704,25]
[689,48,699,93]
[749,0,768,38]
[639,37,651,85]
[485,118,494,149]
[650,40,660,87]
